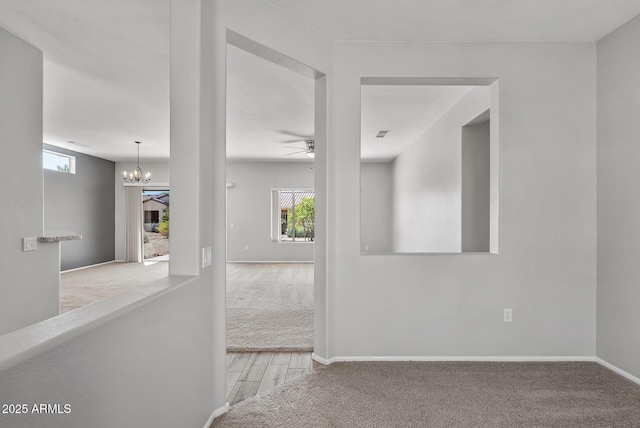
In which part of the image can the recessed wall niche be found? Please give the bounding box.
[360,78,499,254]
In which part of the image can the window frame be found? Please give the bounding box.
[270,187,315,243]
[43,149,76,174]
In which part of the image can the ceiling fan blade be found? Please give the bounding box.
[278,130,313,139]
[281,139,305,144]
[286,150,308,156]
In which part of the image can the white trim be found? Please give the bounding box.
[123,182,170,188]
[226,260,314,264]
[596,358,640,386]
[313,355,596,365]
[60,260,117,273]
[311,353,331,365]
[203,403,229,428]
[143,183,170,189]
[275,241,316,246]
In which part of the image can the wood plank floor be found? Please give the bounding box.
[226,352,315,405]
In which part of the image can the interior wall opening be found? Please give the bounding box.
[360,78,500,254]
[224,35,321,405]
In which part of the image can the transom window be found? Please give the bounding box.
[43,149,76,174]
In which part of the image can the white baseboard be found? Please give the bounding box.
[311,353,331,365]
[203,403,229,428]
[596,358,640,386]
[313,355,596,365]
[61,260,118,273]
[226,260,314,264]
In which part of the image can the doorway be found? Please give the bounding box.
[142,189,170,261]
[224,36,321,404]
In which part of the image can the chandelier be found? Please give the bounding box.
[123,141,151,184]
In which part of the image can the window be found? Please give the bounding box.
[271,189,315,242]
[144,211,160,224]
[43,150,76,174]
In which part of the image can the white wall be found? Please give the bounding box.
[596,13,640,379]
[330,41,596,358]
[392,86,490,252]
[0,277,213,428]
[462,119,490,252]
[114,161,170,261]
[0,28,60,336]
[209,2,596,361]
[0,2,611,426]
[214,0,333,361]
[226,161,314,262]
[360,162,393,252]
[0,2,220,425]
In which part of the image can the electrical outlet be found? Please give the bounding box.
[364,245,369,252]
[23,237,37,252]
[504,308,513,323]
[244,245,249,251]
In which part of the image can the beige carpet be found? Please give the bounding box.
[212,361,640,427]
[226,263,313,352]
[60,261,169,313]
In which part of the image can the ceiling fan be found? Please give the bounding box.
[285,139,315,158]
[279,130,315,158]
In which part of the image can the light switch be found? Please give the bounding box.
[202,247,212,268]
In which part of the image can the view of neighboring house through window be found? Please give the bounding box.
[142,190,170,260]
[43,149,76,173]
[273,189,315,242]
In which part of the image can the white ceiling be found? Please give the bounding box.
[361,85,476,161]
[226,44,315,161]
[0,0,170,162]
[1,1,640,162]
[269,0,640,42]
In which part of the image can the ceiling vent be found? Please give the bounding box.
[376,130,390,138]
[67,140,90,147]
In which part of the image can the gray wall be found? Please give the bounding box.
[0,28,60,336]
[226,160,314,262]
[361,162,393,252]
[392,86,490,252]
[596,13,640,379]
[331,40,596,358]
[462,119,490,252]
[44,144,115,271]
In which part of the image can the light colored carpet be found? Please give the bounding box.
[60,261,169,313]
[226,263,313,352]
[212,361,640,427]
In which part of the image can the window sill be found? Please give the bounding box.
[361,251,499,256]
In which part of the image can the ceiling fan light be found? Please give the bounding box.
[306,152,315,158]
